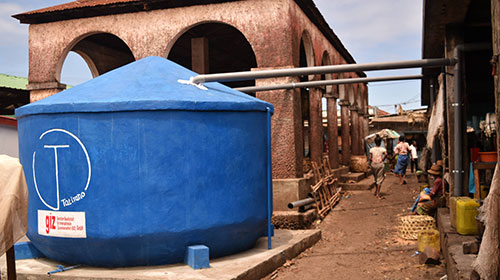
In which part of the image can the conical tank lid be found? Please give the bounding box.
[16,56,273,117]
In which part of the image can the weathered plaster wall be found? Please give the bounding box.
[28,0,293,84]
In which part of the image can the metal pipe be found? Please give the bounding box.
[234,75,423,93]
[47,264,81,275]
[266,107,272,250]
[288,197,316,209]
[430,79,437,164]
[442,66,448,167]
[307,192,321,199]
[190,58,454,84]
[299,203,315,212]
[453,43,491,196]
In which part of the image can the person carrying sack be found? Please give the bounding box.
[369,136,387,199]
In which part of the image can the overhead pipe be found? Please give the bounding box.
[234,75,423,93]
[190,58,455,84]
[453,43,491,196]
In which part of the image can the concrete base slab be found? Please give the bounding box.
[339,177,375,190]
[1,229,321,280]
[272,209,317,229]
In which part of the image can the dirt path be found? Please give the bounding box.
[263,173,446,280]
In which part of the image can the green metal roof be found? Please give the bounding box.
[0,74,28,90]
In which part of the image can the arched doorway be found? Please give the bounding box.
[57,33,135,86]
[167,22,257,94]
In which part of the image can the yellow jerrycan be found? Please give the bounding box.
[456,198,480,235]
[417,229,440,252]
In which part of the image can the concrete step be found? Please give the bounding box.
[339,177,375,190]
[437,208,477,280]
[340,172,366,183]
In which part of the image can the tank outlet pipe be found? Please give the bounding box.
[47,264,81,275]
[307,192,324,199]
[288,197,317,209]
[453,43,491,196]
[234,75,423,93]
[299,204,315,212]
[266,107,273,250]
[190,58,455,84]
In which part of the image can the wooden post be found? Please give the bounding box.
[339,100,350,165]
[6,246,16,280]
[191,37,209,74]
[350,106,360,155]
[326,92,339,169]
[309,88,323,165]
[358,112,365,154]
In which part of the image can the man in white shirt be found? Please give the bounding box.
[409,140,418,173]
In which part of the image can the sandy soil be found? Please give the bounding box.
[263,173,446,280]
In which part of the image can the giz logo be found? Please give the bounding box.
[46,213,56,234]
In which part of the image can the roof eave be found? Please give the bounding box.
[13,0,365,78]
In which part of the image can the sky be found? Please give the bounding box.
[0,0,423,113]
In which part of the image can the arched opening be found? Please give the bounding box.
[60,52,93,86]
[321,52,332,153]
[167,22,257,95]
[299,31,315,164]
[57,33,135,86]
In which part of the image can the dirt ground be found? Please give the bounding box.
[263,173,446,280]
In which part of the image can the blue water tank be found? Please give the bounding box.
[15,57,273,267]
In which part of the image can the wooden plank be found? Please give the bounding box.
[472,162,497,169]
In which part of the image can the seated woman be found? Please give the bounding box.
[416,164,444,216]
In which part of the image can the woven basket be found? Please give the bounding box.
[398,215,436,240]
[350,155,369,172]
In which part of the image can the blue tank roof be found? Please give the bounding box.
[16,56,273,117]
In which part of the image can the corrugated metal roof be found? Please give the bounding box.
[0,115,17,127]
[16,0,140,16]
[13,0,238,23]
[0,74,28,90]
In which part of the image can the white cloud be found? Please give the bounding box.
[315,0,422,52]
[314,0,424,112]
[0,3,28,45]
